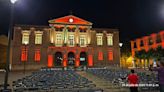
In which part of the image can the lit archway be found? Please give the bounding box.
[54,52,63,66]
[67,52,75,66]
[80,52,87,66]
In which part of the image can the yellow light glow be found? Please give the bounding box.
[88,35,91,44]
[126,56,133,68]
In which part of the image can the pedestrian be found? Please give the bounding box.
[127,69,139,92]
[149,58,164,92]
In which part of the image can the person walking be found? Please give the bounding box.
[128,69,139,92]
[149,58,164,92]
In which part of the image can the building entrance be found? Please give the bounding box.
[54,52,63,66]
[68,52,75,66]
[80,52,87,66]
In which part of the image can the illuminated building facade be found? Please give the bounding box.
[130,30,164,68]
[12,15,120,70]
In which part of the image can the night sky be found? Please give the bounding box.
[0,0,164,42]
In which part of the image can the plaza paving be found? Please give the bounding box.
[0,69,160,92]
[0,70,35,90]
[77,71,129,92]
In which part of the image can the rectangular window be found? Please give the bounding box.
[56,33,63,46]
[80,35,86,47]
[107,34,113,46]
[35,50,40,61]
[69,35,74,46]
[97,36,103,45]
[108,51,113,61]
[21,48,28,61]
[35,34,42,44]
[22,34,29,44]
[98,51,103,60]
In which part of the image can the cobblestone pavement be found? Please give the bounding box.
[77,71,129,92]
[77,71,160,92]
[0,70,34,90]
[0,70,160,92]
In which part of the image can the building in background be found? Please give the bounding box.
[11,15,120,70]
[130,31,164,68]
[0,35,8,69]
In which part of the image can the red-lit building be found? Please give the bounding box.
[11,15,120,70]
[130,30,164,68]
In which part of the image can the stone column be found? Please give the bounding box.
[136,38,141,51]
[75,26,79,45]
[88,54,93,67]
[50,29,54,44]
[63,54,67,67]
[48,55,53,68]
[142,36,149,52]
[131,41,135,57]
[75,54,80,67]
[53,27,56,45]
[63,26,68,45]
[150,34,157,49]
[86,28,91,45]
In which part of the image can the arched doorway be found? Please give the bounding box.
[67,52,75,66]
[54,52,63,66]
[80,52,87,66]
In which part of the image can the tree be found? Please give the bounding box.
[135,49,149,68]
[135,46,164,68]
[154,46,163,61]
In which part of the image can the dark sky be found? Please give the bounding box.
[0,0,164,42]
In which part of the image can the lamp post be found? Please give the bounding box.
[3,0,18,91]
[24,41,28,75]
[119,43,123,68]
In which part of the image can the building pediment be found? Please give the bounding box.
[48,15,92,26]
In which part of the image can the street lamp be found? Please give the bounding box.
[3,0,18,91]
[11,0,18,4]
[119,43,123,47]
[119,43,123,68]
[24,41,28,74]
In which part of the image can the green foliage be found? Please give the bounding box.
[147,48,155,59]
[121,41,131,57]
[135,46,164,61]
[154,46,164,60]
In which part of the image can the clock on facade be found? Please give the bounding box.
[69,18,74,23]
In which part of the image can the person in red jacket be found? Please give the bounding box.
[128,69,139,92]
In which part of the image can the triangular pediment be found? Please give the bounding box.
[48,15,92,25]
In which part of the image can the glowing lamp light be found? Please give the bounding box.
[10,0,18,4]
[119,43,123,47]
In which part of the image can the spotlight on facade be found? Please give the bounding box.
[10,0,18,4]
[24,41,28,45]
